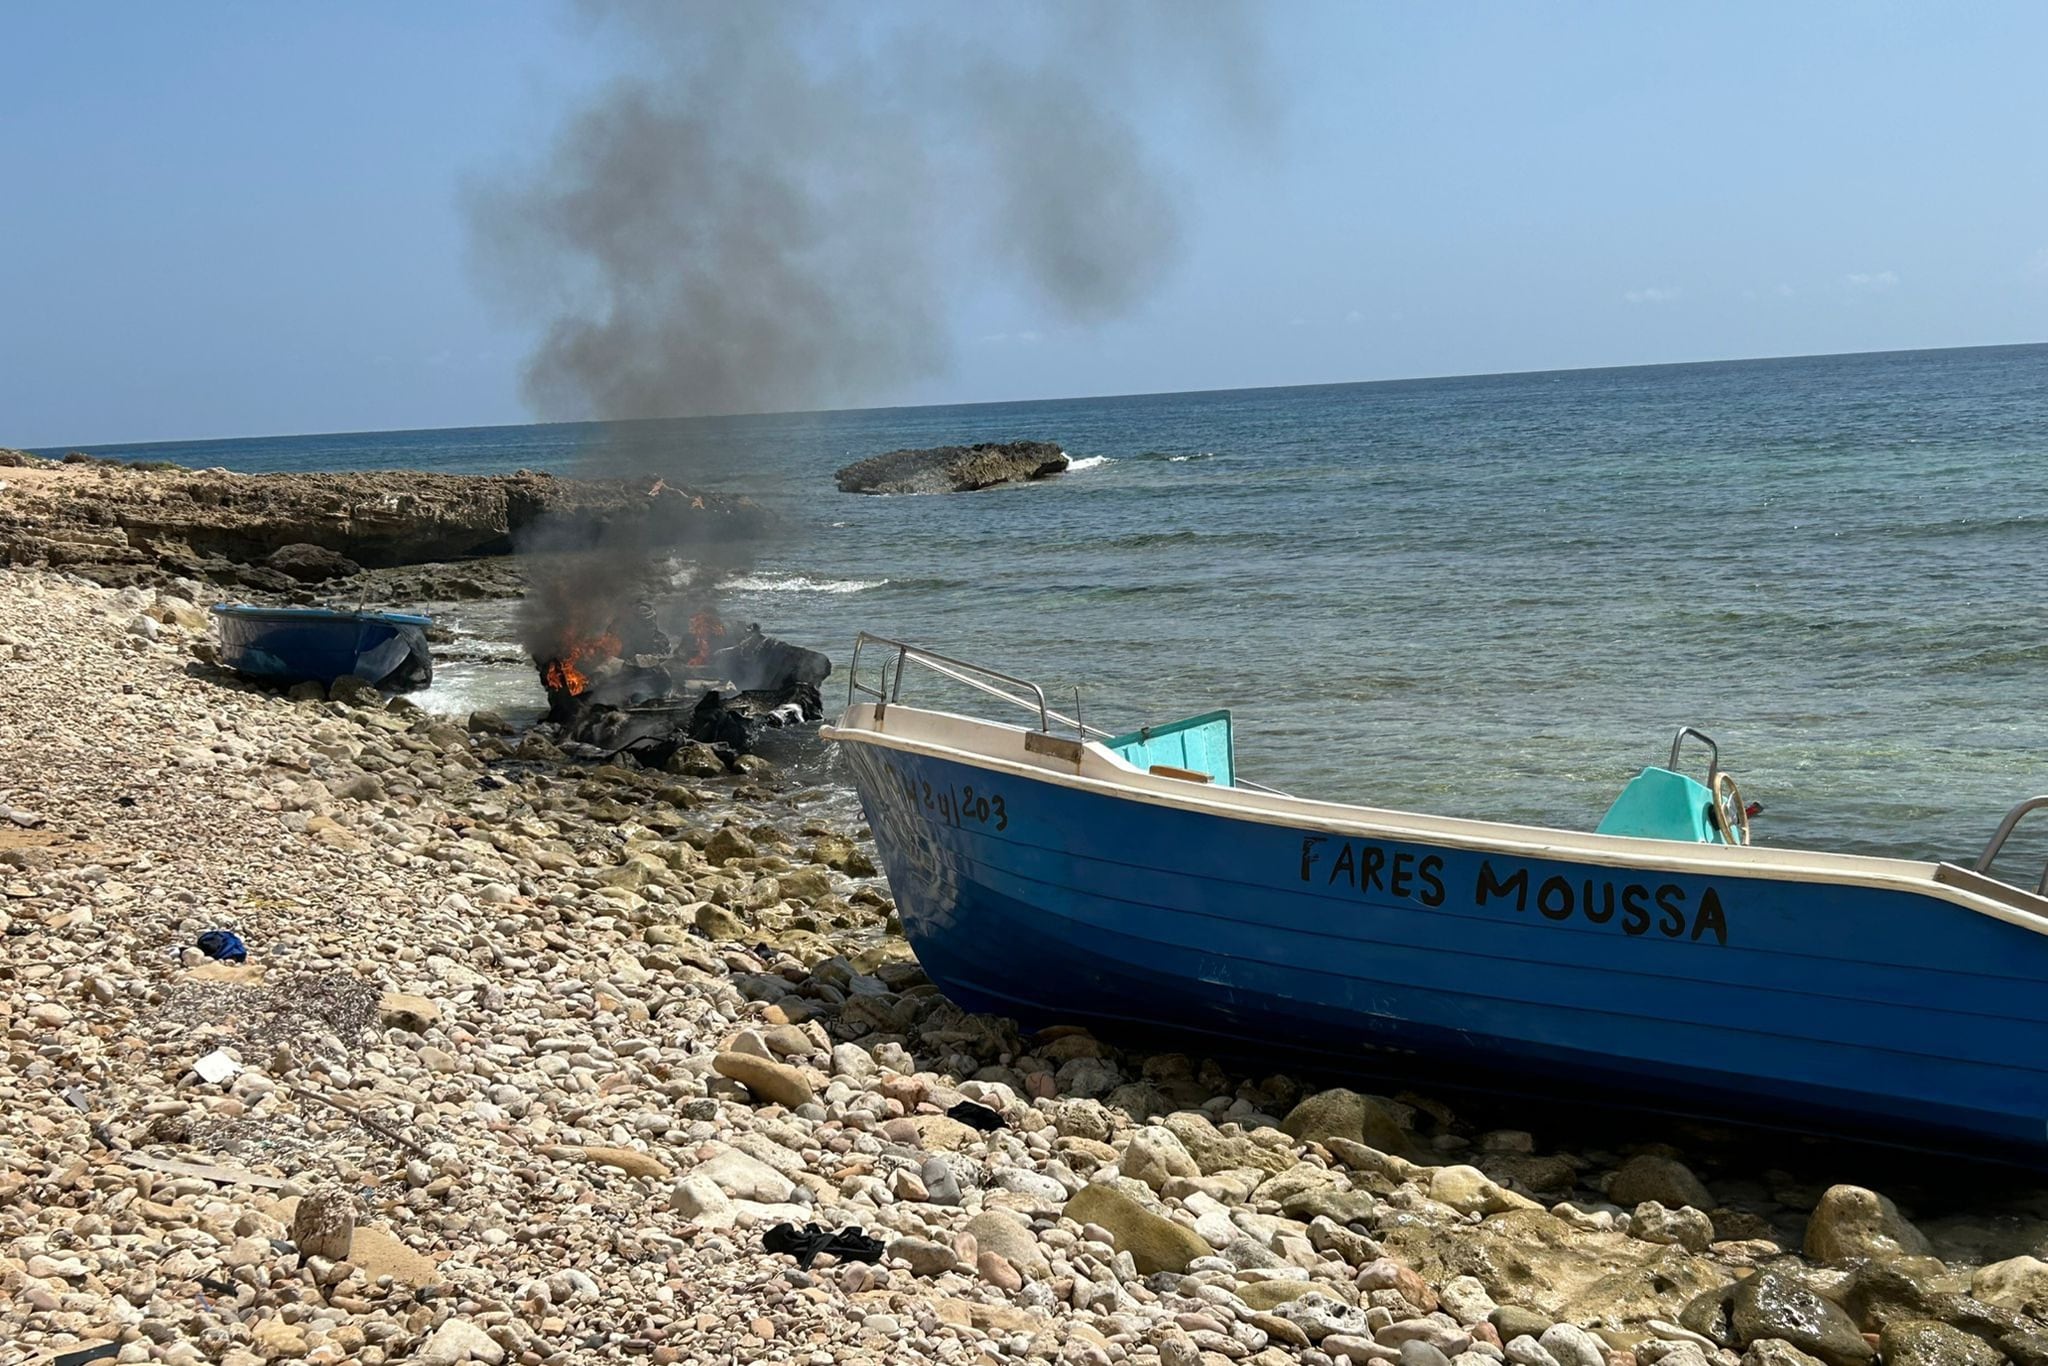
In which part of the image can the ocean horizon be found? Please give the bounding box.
[28,340,2045,459]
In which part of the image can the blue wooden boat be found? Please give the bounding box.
[211,604,434,690]
[826,634,2048,1153]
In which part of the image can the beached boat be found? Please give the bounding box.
[825,634,2048,1153]
[211,604,434,690]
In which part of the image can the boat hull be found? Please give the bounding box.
[211,605,433,690]
[833,709,2048,1152]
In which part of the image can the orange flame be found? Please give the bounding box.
[686,610,725,667]
[541,629,622,695]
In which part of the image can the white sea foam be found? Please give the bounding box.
[721,572,887,595]
[1065,454,1111,472]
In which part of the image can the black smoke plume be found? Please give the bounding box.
[467,0,1269,666]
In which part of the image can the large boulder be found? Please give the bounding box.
[1063,1182,1210,1275]
[1878,1320,2005,1366]
[1802,1185,1932,1264]
[835,441,1070,495]
[1384,1208,1734,1330]
[1607,1154,1714,1212]
[1280,1088,1408,1152]
[1162,1111,1292,1176]
[1732,1269,1874,1366]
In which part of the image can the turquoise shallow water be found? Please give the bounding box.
[62,343,2048,865]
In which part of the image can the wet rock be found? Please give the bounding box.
[466,707,512,734]
[1877,1319,2003,1366]
[1608,1155,1714,1212]
[1064,1182,1211,1275]
[1802,1185,1932,1264]
[1838,1262,2048,1365]
[811,834,876,876]
[1731,1269,1873,1366]
[1973,1255,2048,1317]
[705,825,758,864]
[329,674,382,707]
[1281,1088,1408,1152]
[1739,1344,1828,1366]
[664,741,727,778]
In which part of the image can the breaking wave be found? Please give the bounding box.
[1065,454,1111,472]
[721,572,887,594]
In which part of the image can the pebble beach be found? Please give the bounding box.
[9,550,2048,1366]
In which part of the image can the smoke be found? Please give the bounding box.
[470,0,1270,676]
[468,0,1270,423]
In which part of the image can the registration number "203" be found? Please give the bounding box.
[887,761,1009,831]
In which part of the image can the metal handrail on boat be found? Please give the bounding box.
[845,633,1292,796]
[847,632,1111,741]
[1974,795,2048,895]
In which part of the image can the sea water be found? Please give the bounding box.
[65,343,2048,864]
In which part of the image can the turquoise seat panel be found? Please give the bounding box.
[1595,766,1723,843]
[1108,710,1235,787]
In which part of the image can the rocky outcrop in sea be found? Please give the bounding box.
[834,441,1070,495]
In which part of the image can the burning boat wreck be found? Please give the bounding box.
[531,594,832,771]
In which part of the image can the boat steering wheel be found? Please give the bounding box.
[1711,771,1750,847]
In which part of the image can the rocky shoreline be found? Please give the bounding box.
[0,454,763,595]
[7,564,2048,1366]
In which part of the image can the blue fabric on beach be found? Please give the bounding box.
[196,930,247,963]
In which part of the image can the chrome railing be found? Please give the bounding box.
[1975,795,2048,895]
[847,632,1111,741]
[845,633,1290,796]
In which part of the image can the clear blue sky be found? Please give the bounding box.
[4,2,2044,447]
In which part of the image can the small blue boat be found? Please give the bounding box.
[211,604,434,691]
[827,634,2048,1154]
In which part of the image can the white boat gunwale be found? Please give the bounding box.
[825,700,2048,939]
